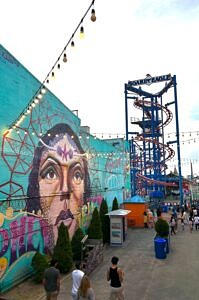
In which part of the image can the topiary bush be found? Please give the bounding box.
[71,227,85,261]
[53,222,73,273]
[99,198,110,244]
[87,207,102,240]
[31,251,49,283]
[112,197,119,211]
[155,218,169,238]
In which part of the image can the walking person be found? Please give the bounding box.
[77,275,95,299]
[143,211,148,228]
[107,256,124,300]
[71,261,85,300]
[43,259,60,300]
[188,215,193,233]
[170,215,176,235]
[193,214,199,231]
[181,210,186,231]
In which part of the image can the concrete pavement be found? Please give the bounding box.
[2,216,199,300]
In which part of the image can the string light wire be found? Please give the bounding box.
[7,0,96,132]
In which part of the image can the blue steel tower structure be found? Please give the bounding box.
[124,74,183,207]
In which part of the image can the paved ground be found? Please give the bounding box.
[2,214,199,300]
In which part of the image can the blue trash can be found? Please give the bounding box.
[154,238,167,259]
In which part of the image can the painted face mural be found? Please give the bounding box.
[27,123,90,247]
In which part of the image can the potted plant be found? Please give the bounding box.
[155,216,170,253]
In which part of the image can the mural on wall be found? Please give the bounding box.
[0,45,130,291]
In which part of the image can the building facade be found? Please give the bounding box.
[0,45,130,291]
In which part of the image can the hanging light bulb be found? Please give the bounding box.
[51,71,55,79]
[91,8,96,22]
[41,87,46,94]
[63,53,67,63]
[34,97,39,104]
[71,40,75,47]
[57,63,61,69]
[37,93,43,100]
[79,26,84,39]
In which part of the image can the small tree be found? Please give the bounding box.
[87,207,103,240]
[112,197,119,211]
[155,218,169,238]
[71,227,85,261]
[31,252,49,283]
[99,199,110,244]
[53,222,73,273]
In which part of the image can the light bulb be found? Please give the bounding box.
[63,53,67,63]
[71,41,75,47]
[79,26,84,39]
[91,9,96,22]
[51,71,55,79]
[41,87,46,94]
[57,63,61,69]
[37,93,43,99]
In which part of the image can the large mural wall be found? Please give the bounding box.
[0,45,130,292]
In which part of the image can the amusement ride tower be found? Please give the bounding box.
[124,74,183,206]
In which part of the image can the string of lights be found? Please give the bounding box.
[7,0,96,133]
[91,131,199,144]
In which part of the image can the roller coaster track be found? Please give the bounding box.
[134,98,173,129]
[132,98,178,188]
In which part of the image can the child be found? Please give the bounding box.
[144,212,148,228]
[170,215,176,235]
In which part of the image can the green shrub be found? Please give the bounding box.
[87,207,102,240]
[53,222,73,273]
[155,218,169,238]
[31,252,49,283]
[112,197,119,211]
[99,199,110,244]
[71,227,85,261]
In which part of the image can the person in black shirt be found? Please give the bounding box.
[107,256,124,300]
[43,259,60,300]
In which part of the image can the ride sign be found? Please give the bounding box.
[128,74,172,86]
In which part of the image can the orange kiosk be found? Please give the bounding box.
[123,195,148,228]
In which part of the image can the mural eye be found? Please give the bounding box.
[41,166,58,180]
[46,169,57,180]
[72,169,84,184]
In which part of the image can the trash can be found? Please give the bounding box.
[154,238,167,259]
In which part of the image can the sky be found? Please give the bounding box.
[1,0,199,176]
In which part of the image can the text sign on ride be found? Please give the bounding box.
[128,74,172,86]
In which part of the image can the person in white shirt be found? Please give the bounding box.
[71,261,85,300]
[194,215,199,231]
